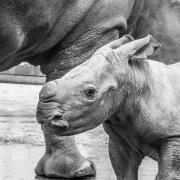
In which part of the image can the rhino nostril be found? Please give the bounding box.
[90,161,96,172]
[49,112,63,121]
[37,118,48,125]
[52,114,63,120]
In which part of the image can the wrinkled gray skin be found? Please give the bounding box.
[38,35,180,180]
[1,0,180,178]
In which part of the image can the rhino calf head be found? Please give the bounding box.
[36,35,160,136]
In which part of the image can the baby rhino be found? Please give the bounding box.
[37,35,180,180]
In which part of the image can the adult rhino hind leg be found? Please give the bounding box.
[35,125,96,178]
[108,137,144,180]
[155,138,180,180]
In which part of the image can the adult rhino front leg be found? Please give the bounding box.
[35,126,96,178]
[35,79,96,178]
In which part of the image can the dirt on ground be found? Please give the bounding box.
[0,83,158,180]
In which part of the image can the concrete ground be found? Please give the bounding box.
[0,83,158,180]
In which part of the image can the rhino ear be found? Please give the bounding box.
[123,35,161,61]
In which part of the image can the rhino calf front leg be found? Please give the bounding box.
[35,125,96,178]
[156,138,180,180]
[108,137,144,180]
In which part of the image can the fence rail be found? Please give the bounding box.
[0,63,46,85]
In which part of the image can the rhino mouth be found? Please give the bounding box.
[43,123,71,136]
[37,104,70,132]
[36,100,65,123]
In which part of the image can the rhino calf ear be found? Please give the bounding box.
[129,35,161,60]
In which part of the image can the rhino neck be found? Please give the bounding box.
[114,59,152,119]
[146,59,171,99]
[106,63,152,146]
[41,29,121,81]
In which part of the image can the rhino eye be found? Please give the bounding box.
[82,86,96,99]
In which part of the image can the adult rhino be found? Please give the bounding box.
[1,0,180,178]
[37,35,180,180]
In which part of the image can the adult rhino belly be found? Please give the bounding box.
[0,0,67,71]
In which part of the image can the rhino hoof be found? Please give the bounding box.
[35,152,96,178]
[74,160,96,178]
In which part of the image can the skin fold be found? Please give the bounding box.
[1,0,180,178]
[37,35,180,180]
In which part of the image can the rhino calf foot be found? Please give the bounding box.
[35,150,96,178]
